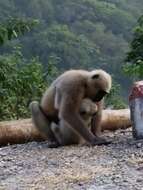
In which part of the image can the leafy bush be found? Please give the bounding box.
[0,47,50,120]
[124,15,143,79]
[105,82,127,109]
[0,17,39,45]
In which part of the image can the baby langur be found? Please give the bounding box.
[51,98,98,146]
[30,69,112,148]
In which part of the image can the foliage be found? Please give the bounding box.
[0,17,47,120]
[124,15,143,79]
[0,47,47,120]
[28,24,98,69]
[0,0,142,120]
[105,82,127,109]
[0,0,141,90]
[0,17,39,45]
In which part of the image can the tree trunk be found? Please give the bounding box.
[0,109,131,146]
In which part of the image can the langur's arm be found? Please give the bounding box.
[58,92,96,144]
[91,101,103,136]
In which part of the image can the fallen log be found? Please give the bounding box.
[0,119,45,146]
[0,109,132,146]
[101,109,131,131]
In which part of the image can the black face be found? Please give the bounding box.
[92,90,108,102]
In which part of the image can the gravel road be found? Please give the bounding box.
[0,128,143,190]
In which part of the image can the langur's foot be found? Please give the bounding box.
[91,136,112,146]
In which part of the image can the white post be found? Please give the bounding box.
[129,81,143,139]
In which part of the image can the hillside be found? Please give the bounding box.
[0,0,143,95]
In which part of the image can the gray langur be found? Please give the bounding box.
[30,69,112,147]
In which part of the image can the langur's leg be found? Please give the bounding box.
[30,101,59,148]
[51,120,80,146]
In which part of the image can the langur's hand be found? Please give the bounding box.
[90,136,112,146]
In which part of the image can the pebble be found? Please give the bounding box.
[136,143,142,148]
[0,128,143,190]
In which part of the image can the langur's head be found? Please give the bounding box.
[87,69,112,102]
[80,99,97,120]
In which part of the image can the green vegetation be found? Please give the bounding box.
[0,0,143,120]
[1,1,142,74]
[105,82,127,109]
[0,47,45,120]
[0,18,39,45]
[124,15,143,79]
[0,19,57,121]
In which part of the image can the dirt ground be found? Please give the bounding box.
[0,128,143,190]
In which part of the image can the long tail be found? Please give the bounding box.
[29,101,55,140]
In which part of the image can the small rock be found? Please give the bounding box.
[78,182,83,186]
[137,166,143,171]
[136,178,143,183]
[136,143,142,148]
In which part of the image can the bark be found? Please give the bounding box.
[101,109,131,131]
[0,109,131,146]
